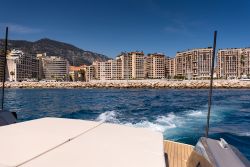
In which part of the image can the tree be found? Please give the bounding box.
[10,71,15,81]
[145,72,149,79]
[173,75,185,80]
[69,75,73,81]
[241,54,245,66]
[63,74,69,81]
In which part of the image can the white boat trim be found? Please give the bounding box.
[0,117,165,167]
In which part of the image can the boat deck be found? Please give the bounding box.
[164,140,194,167]
[0,118,166,167]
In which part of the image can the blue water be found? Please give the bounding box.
[3,88,250,160]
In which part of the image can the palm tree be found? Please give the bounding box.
[240,54,245,77]
[51,75,55,79]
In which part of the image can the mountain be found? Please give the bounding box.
[0,38,111,65]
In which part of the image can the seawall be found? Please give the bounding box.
[2,80,250,89]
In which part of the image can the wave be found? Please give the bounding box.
[94,108,223,134]
[96,110,119,123]
[237,132,250,137]
[124,115,178,133]
[186,110,204,117]
[95,111,180,133]
[155,113,179,129]
[125,121,168,132]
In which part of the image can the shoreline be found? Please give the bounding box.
[2,80,250,89]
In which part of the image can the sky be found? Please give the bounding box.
[0,0,250,58]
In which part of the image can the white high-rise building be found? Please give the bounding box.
[41,56,69,81]
[6,49,38,81]
[145,53,166,79]
[217,48,250,79]
[116,52,144,80]
[175,48,213,80]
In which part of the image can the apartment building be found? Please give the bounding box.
[116,52,132,80]
[37,53,46,80]
[69,65,86,81]
[69,66,80,81]
[6,49,39,81]
[0,53,5,81]
[175,48,213,79]
[165,56,170,78]
[85,62,98,82]
[86,51,145,81]
[98,61,112,80]
[145,53,166,79]
[131,52,144,79]
[41,56,69,81]
[241,48,250,78]
[112,58,122,80]
[114,52,145,80]
[95,59,121,80]
[168,58,176,78]
[217,48,250,79]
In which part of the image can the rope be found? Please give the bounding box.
[16,121,104,166]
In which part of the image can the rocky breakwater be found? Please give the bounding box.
[2,80,250,89]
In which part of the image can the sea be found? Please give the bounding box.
[3,88,250,160]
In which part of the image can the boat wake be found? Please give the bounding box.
[93,105,236,142]
[237,132,250,137]
[186,110,204,117]
[96,110,119,123]
[124,113,179,132]
[95,109,207,133]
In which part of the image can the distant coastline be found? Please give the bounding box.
[2,80,250,89]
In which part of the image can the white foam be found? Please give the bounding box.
[95,111,180,133]
[124,113,178,133]
[155,114,178,129]
[94,104,227,139]
[125,121,167,132]
[96,110,118,123]
[237,132,250,137]
[187,110,204,117]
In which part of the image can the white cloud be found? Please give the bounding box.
[0,23,43,34]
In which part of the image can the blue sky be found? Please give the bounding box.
[0,0,250,58]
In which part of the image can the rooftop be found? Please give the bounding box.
[176,47,213,54]
[69,65,86,71]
